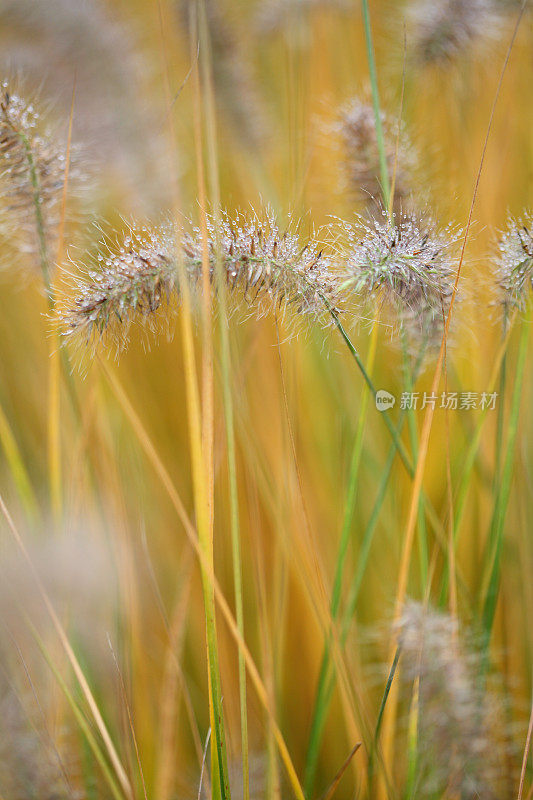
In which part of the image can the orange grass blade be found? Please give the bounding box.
[379,6,528,793]
[100,360,308,800]
[0,490,133,798]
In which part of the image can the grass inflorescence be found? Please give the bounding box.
[58,209,342,357]
[337,207,462,347]
[0,79,73,272]
[494,212,533,311]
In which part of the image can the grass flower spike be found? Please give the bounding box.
[494,212,533,311]
[339,98,415,212]
[59,223,180,354]
[397,602,509,799]
[59,208,342,356]
[254,0,350,36]
[339,207,460,347]
[0,80,69,268]
[408,0,500,66]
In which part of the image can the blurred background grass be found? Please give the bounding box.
[1,1,533,798]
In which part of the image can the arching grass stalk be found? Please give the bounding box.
[437,312,516,605]
[400,327,429,588]
[303,313,380,798]
[198,0,246,796]
[361,0,390,207]
[303,340,427,797]
[481,316,529,648]
[0,400,38,520]
[327,308,413,474]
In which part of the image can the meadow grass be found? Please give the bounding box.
[0,1,533,799]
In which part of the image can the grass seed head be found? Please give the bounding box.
[254,0,350,36]
[494,212,533,313]
[396,601,511,800]
[212,207,341,320]
[58,208,342,360]
[339,207,461,348]
[58,222,180,357]
[339,98,415,213]
[0,0,169,211]
[408,0,500,66]
[0,79,81,271]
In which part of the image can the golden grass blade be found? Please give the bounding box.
[319,743,362,800]
[107,635,149,800]
[518,696,533,800]
[0,490,133,798]
[48,77,76,523]
[100,359,307,800]
[379,7,528,793]
[0,400,38,520]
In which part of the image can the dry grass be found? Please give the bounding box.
[0,1,532,799]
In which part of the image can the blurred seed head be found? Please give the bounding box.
[338,207,461,349]
[0,0,171,212]
[338,98,416,214]
[58,208,342,359]
[396,601,512,800]
[494,212,533,313]
[0,688,81,800]
[0,529,116,644]
[0,79,80,270]
[177,0,267,151]
[407,0,501,66]
[254,0,350,37]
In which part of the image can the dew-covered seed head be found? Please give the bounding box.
[494,213,533,313]
[58,208,343,361]
[338,207,461,348]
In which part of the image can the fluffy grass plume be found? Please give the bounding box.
[407,0,500,65]
[338,206,461,347]
[494,212,533,311]
[339,98,416,213]
[59,208,342,356]
[254,0,350,35]
[0,0,168,210]
[0,79,73,268]
[397,602,512,799]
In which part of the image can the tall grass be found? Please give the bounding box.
[1,1,533,799]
